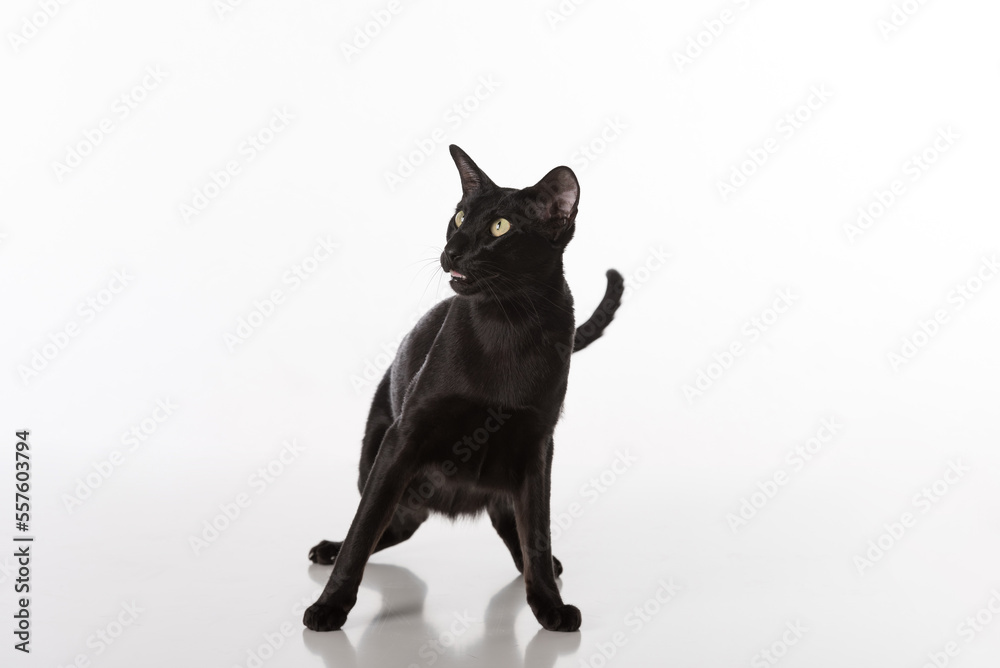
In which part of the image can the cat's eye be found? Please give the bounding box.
[491,218,511,237]
[454,211,464,227]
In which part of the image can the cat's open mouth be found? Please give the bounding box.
[447,268,480,295]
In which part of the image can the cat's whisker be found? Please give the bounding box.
[476,262,572,318]
[418,262,445,306]
[487,273,544,328]
[478,273,516,330]
[411,256,443,278]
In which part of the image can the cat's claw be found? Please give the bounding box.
[308,540,342,565]
[536,603,581,632]
[303,602,348,632]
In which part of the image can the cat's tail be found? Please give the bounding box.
[573,269,625,353]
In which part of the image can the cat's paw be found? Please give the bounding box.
[536,603,581,632]
[303,602,348,632]
[308,540,342,564]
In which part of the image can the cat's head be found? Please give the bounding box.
[440,145,579,297]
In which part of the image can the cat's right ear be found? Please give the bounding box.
[449,145,494,197]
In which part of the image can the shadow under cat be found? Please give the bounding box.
[303,562,581,668]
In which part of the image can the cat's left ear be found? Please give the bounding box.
[449,145,494,197]
[524,166,580,239]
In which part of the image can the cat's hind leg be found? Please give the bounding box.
[308,503,429,564]
[488,498,562,577]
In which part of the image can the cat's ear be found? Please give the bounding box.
[524,166,580,239]
[449,145,494,197]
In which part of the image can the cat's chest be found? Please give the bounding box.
[424,323,570,407]
[394,295,575,410]
[477,347,553,403]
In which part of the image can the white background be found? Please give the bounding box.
[2,0,1000,666]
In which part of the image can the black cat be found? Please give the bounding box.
[304,145,624,633]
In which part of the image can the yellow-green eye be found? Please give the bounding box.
[491,218,511,237]
[454,211,464,227]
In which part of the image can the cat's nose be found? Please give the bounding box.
[441,248,462,271]
[442,236,468,271]
[440,248,459,271]
[442,242,465,270]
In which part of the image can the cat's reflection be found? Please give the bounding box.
[303,563,580,668]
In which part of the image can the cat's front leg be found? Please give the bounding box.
[304,425,414,631]
[515,436,581,632]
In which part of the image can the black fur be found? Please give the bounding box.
[304,145,622,633]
